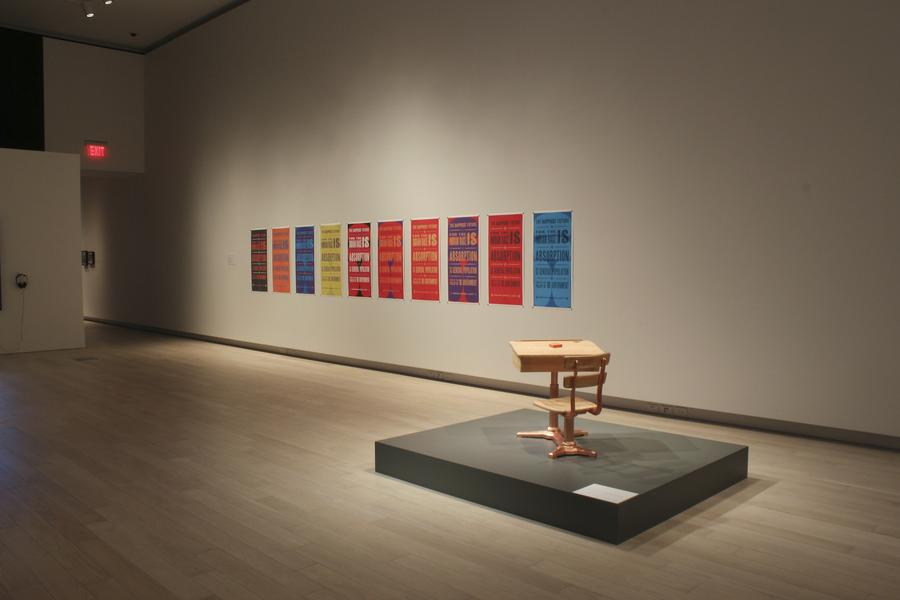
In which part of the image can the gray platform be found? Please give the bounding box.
[375,409,748,543]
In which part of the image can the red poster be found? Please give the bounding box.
[410,218,439,301]
[347,222,371,297]
[271,227,291,293]
[378,221,404,299]
[488,213,522,305]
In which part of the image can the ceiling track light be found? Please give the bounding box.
[79,0,112,18]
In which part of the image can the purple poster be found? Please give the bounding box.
[295,226,315,294]
[447,216,479,303]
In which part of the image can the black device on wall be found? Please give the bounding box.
[82,251,96,269]
[0,27,45,152]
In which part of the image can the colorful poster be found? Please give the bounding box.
[447,216,479,303]
[488,213,523,305]
[533,211,572,308]
[320,224,342,296]
[251,228,267,292]
[271,227,291,293]
[377,221,404,299]
[347,222,371,297]
[410,218,439,301]
[295,226,315,294]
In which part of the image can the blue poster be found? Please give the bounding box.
[295,226,315,294]
[533,211,572,308]
[447,216,479,303]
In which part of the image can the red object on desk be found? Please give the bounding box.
[549,343,562,348]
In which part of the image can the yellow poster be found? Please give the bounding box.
[320,224,342,296]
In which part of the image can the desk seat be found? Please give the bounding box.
[534,398,596,413]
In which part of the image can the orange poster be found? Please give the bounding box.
[272,227,291,293]
[378,221,404,299]
[411,218,439,301]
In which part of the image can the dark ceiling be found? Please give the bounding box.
[0,0,250,53]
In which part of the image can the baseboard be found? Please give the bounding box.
[84,316,900,451]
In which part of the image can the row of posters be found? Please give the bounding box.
[249,211,572,308]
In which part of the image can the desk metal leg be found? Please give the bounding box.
[548,371,561,431]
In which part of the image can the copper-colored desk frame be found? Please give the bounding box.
[509,339,608,440]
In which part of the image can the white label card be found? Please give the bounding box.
[573,483,638,504]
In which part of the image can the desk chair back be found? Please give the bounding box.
[562,354,610,415]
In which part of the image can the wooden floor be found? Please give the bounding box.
[0,323,897,600]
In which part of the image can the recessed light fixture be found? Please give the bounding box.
[82,2,95,18]
[105,0,113,5]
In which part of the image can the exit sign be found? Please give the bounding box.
[84,141,108,160]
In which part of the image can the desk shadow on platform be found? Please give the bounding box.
[375,409,748,544]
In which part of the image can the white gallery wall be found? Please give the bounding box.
[0,149,84,354]
[83,0,900,436]
[81,174,147,321]
[44,37,145,173]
